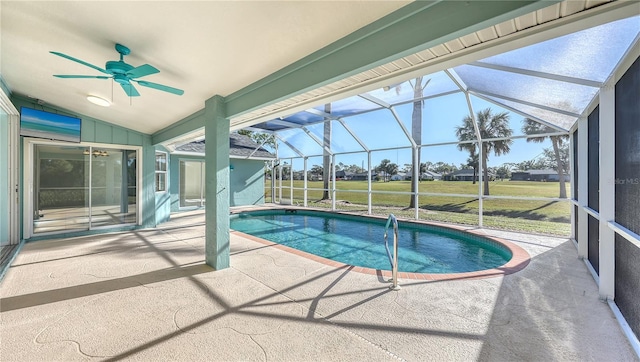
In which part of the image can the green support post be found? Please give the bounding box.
[204,95,230,269]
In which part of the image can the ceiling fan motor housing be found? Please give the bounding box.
[106,60,133,76]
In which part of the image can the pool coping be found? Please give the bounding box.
[230,206,531,282]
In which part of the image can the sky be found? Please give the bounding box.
[275,92,558,172]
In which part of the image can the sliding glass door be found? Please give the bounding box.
[90,148,137,227]
[31,143,137,235]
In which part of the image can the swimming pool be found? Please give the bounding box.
[230,209,527,275]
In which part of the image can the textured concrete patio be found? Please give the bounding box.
[1,209,636,361]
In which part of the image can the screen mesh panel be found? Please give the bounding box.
[615,234,640,339]
[587,106,599,211]
[574,205,579,242]
[615,56,640,234]
[588,215,599,274]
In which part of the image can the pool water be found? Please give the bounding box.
[230,210,511,274]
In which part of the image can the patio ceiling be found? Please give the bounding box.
[0,1,409,134]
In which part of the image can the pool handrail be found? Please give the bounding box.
[384,214,400,290]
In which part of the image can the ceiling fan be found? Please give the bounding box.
[50,43,184,97]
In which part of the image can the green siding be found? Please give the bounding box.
[10,95,147,147]
[230,159,266,206]
[95,122,112,143]
[82,121,96,142]
[112,127,128,144]
[128,132,143,146]
[140,136,157,228]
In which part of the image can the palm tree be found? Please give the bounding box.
[456,108,513,195]
[377,159,391,182]
[389,77,430,208]
[522,118,569,198]
[466,150,479,184]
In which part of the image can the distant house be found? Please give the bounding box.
[350,172,376,181]
[421,170,442,180]
[443,169,494,181]
[335,170,354,180]
[390,172,408,181]
[511,169,570,182]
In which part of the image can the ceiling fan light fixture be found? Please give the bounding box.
[87,95,110,107]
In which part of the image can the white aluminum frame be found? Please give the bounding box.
[0,89,20,245]
[22,138,143,239]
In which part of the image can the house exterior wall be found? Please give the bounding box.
[10,95,159,238]
[169,154,266,211]
[230,159,267,207]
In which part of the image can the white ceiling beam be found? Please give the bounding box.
[337,119,370,152]
[470,91,569,132]
[444,69,468,92]
[468,61,603,87]
[274,134,305,158]
[468,88,581,117]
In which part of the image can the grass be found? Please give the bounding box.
[266,180,572,236]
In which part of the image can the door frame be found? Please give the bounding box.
[23,138,143,238]
[0,90,19,245]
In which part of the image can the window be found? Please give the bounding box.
[155,152,167,192]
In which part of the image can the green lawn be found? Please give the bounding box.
[266,180,572,236]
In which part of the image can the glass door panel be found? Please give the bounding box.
[90,147,137,227]
[33,144,89,233]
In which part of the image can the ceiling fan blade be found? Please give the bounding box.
[54,75,111,79]
[50,51,109,74]
[126,64,159,79]
[120,83,140,97]
[134,80,184,95]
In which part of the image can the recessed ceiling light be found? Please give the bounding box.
[87,95,110,107]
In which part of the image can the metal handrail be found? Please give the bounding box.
[384,214,400,290]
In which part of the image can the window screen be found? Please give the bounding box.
[615,56,640,234]
[587,106,599,211]
[615,234,640,339]
[588,215,599,274]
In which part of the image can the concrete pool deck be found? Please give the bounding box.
[1,208,636,361]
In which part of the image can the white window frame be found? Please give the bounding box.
[155,151,168,193]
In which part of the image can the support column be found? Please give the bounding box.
[204,95,230,270]
[290,158,293,203]
[367,151,372,215]
[413,146,419,220]
[599,83,615,300]
[278,163,282,202]
[331,155,336,211]
[577,117,588,259]
[303,157,308,207]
